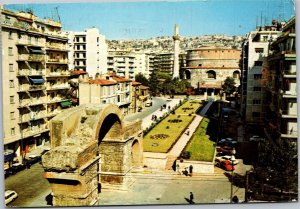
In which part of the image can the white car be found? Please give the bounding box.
[220,155,239,165]
[145,101,152,107]
[5,190,18,205]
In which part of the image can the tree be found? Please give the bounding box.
[222,77,236,95]
[148,72,161,96]
[135,73,148,86]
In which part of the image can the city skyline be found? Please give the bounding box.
[3,0,295,40]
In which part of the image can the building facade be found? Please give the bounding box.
[264,16,297,141]
[181,47,241,98]
[240,25,279,124]
[79,74,132,115]
[107,50,136,80]
[67,28,108,79]
[1,8,71,158]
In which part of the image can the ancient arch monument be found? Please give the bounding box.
[42,104,143,206]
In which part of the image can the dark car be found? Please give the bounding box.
[24,155,41,167]
[10,163,25,174]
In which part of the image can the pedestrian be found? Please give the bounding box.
[189,192,194,204]
[176,163,181,175]
[189,164,193,177]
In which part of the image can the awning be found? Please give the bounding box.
[28,47,44,54]
[60,100,72,108]
[29,77,45,85]
[4,149,15,162]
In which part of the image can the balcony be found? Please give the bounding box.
[46,58,68,64]
[17,69,45,76]
[47,97,67,104]
[46,70,70,77]
[20,125,49,139]
[18,54,44,62]
[282,90,297,99]
[280,110,297,119]
[16,39,44,47]
[46,43,69,51]
[283,65,297,78]
[281,129,298,139]
[28,99,46,107]
[47,84,70,91]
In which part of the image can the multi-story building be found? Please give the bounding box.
[107,50,136,80]
[67,27,107,79]
[264,16,296,141]
[134,52,153,79]
[153,52,174,75]
[240,24,279,124]
[181,47,241,98]
[79,73,132,115]
[1,8,71,158]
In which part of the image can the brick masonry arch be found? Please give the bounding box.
[42,104,143,206]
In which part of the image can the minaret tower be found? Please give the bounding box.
[173,24,180,79]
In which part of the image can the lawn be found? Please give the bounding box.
[182,118,216,162]
[143,114,195,153]
[175,100,202,115]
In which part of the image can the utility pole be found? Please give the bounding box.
[245,171,249,202]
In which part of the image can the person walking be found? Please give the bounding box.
[189,164,193,177]
[189,192,194,204]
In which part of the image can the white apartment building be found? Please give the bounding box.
[1,8,71,159]
[107,50,136,80]
[240,25,279,124]
[67,27,107,79]
[134,52,153,79]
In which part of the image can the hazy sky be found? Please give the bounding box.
[3,0,295,40]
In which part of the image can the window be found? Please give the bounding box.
[10,112,15,120]
[10,96,14,104]
[8,47,13,56]
[254,61,263,66]
[263,36,268,42]
[253,87,261,91]
[11,128,15,136]
[253,99,261,105]
[9,31,12,39]
[254,74,262,80]
[255,48,264,53]
[9,80,14,88]
[9,64,14,72]
[252,112,260,118]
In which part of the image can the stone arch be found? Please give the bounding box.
[206,70,216,79]
[42,104,143,206]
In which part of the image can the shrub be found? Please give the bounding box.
[181,151,191,159]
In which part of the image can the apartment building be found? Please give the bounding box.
[182,47,241,98]
[79,74,132,115]
[67,27,108,79]
[264,16,297,141]
[134,52,154,79]
[240,25,279,124]
[1,8,71,158]
[107,50,136,79]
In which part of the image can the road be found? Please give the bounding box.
[5,163,51,207]
[124,97,167,121]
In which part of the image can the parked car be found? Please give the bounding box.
[217,138,237,147]
[24,155,41,166]
[5,190,18,205]
[220,155,239,165]
[220,160,234,171]
[145,101,152,107]
[216,146,233,155]
[11,163,25,174]
[249,135,265,142]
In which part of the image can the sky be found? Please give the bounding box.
[3,0,296,40]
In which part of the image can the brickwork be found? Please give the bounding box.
[42,104,143,206]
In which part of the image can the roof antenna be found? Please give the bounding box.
[55,6,61,23]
